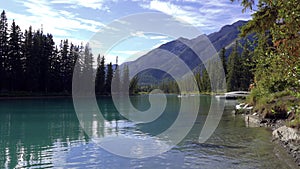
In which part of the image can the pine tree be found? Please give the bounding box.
[38,32,51,93]
[240,42,253,90]
[76,43,85,78]
[105,62,113,95]
[8,20,23,91]
[59,39,70,92]
[26,30,43,92]
[48,45,60,92]
[129,75,139,95]
[220,47,227,75]
[122,64,130,94]
[112,57,121,94]
[200,68,211,92]
[95,55,106,94]
[82,43,93,74]
[65,42,78,92]
[226,41,241,91]
[0,10,8,91]
[23,27,33,91]
[43,33,55,92]
[80,43,93,94]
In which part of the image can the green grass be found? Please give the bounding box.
[246,88,300,128]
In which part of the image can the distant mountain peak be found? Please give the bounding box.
[233,20,248,25]
[124,20,251,84]
[177,37,189,41]
[208,20,248,51]
[215,20,248,32]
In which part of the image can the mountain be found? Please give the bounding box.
[208,20,248,51]
[123,20,249,85]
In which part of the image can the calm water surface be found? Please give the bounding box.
[0,95,295,168]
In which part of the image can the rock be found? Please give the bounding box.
[273,126,300,142]
[260,119,268,124]
[242,109,300,166]
[245,115,261,127]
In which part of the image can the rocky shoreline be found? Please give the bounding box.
[234,103,300,167]
[273,126,300,166]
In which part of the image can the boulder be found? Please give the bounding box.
[273,126,300,142]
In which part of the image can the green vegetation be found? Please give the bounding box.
[233,0,300,127]
[152,40,253,95]
[0,10,138,96]
[95,55,106,94]
[145,0,300,128]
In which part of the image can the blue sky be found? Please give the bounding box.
[1,0,253,63]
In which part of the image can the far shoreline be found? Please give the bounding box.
[0,92,218,100]
[0,94,73,100]
[0,93,143,100]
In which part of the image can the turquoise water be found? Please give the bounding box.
[0,95,294,168]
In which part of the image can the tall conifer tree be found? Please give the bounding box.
[8,20,23,91]
[0,10,8,91]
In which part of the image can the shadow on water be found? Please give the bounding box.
[187,141,246,149]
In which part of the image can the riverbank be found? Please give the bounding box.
[236,104,300,167]
[0,92,140,100]
[0,92,72,100]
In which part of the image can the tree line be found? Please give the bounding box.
[230,0,300,126]
[157,0,300,98]
[154,39,254,94]
[0,10,138,95]
[234,0,300,97]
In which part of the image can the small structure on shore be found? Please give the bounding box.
[215,91,250,100]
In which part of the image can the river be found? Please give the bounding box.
[0,95,294,168]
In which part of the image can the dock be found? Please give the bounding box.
[215,91,250,100]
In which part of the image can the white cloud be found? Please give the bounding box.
[181,0,237,8]
[149,35,169,40]
[140,1,204,27]
[50,0,110,11]
[8,0,108,45]
[4,0,253,57]
[130,31,170,40]
[130,31,147,38]
[139,0,253,33]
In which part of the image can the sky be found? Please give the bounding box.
[0,0,254,64]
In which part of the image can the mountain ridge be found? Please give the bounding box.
[123,20,249,85]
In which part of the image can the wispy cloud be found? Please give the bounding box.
[8,0,108,44]
[50,0,111,11]
[140,0,202,26]
[139,0,253,33]
[130,31,170,40]
[2,0,254,63]
[130,31,147,38]
[149,35,169,40]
